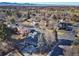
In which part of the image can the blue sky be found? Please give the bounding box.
[33,2,79,6]
[0,0,79,6]
[0,0,78,3]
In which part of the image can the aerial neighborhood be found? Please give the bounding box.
[0,3,79,56]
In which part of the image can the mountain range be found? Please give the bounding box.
[0,2,79,6]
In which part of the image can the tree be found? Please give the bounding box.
[0,22,7,41]
[53,29,58,42]
[71,14,79,22]
[16,12,22,18]
[72,38,79,45]
[0,22,9,41]
[10,18,16,24]
[6,11,12,16]
[53,15,57,20]
[27,10,30,19]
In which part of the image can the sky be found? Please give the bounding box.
[0,0,79,3]
[0,0,79,6]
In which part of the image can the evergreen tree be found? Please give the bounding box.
[72,38,79,45]
[54,29,58,42]
[0,22,7,41]
[10,18,15,24]
[27,10,30,19]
